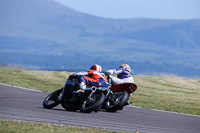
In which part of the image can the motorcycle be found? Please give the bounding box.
[43,75,109,113]
[43,75,137,113]
[102,75,137,112]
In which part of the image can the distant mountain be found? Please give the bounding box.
[0,0,200,77]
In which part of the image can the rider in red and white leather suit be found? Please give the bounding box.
[73,64,108,92]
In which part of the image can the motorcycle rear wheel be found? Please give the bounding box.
[106,90,129,112]
[80,92,105,113]
[43,88,62,109]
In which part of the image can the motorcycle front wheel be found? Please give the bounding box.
[43,88,62,109]
[105,90,129,112]
[80,92,105,113]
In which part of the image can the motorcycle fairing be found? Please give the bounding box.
[110,83,137,94]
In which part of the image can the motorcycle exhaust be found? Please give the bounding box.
[85,86,96,92]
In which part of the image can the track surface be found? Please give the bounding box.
[0,83,200,133]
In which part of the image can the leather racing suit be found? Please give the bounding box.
[104,68,134,85]
[74,70,108,88]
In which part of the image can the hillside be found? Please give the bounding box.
[0,0,200,77]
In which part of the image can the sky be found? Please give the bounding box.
[54,0,200,20]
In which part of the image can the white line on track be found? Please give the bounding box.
[128,105,200,118]
[1,82,200,118]
[0,83,44,93]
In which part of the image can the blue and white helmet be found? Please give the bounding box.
[119,64,131,73]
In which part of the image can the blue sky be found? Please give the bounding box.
[54,0,200,19]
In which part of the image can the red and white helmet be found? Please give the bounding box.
[119,64,131,73]
[90,64,102,72]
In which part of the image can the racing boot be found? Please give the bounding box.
[125,101,132,106]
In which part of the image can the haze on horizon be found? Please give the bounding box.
[54,0,200,20]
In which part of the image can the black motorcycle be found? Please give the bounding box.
[43,76,109,113]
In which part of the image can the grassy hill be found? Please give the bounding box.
[0,68,199,116]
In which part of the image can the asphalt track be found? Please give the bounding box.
[0,83,200,133]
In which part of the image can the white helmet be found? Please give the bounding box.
[90,64,102,72]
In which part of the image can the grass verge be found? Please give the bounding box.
[0,119,126,133]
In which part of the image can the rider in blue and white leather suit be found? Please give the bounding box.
[103,64,134,85]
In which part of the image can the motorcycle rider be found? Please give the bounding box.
[71,64,108,92]
[103,64,134,85]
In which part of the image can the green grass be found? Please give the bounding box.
[0,68,73,92]
[0,119,126,133]
[131,75,200,115]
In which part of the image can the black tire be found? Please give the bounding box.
[106,90,129,112]
[43,89,62,109]
[80,92,105,113]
